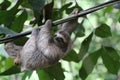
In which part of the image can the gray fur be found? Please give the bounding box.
[20,20,72,71]
[4,8,79,71]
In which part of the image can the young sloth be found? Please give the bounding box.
[4,8,79,71]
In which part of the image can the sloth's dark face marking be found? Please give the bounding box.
[54,37,64,45]
[54,31,70,43]
[53,30,70,52]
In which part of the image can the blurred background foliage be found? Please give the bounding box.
[0,0,120,80]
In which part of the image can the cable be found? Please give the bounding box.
[0,0,120,44]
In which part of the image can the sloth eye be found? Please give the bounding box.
[55,37,64,45]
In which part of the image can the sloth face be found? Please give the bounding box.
[54,30,70,43]
[53,30,70,52]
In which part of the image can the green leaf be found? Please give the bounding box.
[0,26,28,45]
[22,71,33,80]
[10,0,23,11]
[0,58,15,73]
[52,2,72,21]
[28,0,45,13]
[95,24,112,38]
[37,70,52,80]
[0,10,20,27]
[79,49,101,79]
[0,55,6,69]
[66,3,82,14]
[44,63,65,80]
[0,0,23,27]
[0,66,20,75]
[13,36,28,46]
[75,23,85,37]
[4,58,14,69]
[0,27,16,35]
[63,50,79,62]
[101,47,120,74]
[21,0,32,9]
[118,16,120,22]
[104,6,113,13]
[0,26,28,46]
[78,33,93,60]
[28,0,45,22]
[104,47,120,61]
[11,10,28,32]
[60,2,72,12]
[52,8,62,21]
[0,0,11,10]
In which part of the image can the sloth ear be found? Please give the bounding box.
[4,35,22,59]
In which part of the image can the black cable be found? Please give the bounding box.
[0,0,120,44]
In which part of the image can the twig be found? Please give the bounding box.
[0,0,120,44]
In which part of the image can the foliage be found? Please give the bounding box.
[0,0,120,80]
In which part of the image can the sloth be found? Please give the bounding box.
[4,8,79,71]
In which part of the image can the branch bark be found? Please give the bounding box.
[0,0,120,44]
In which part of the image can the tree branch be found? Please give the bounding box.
[0,0,120,44]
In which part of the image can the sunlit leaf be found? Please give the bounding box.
[79,49,101,79]
[0,58,15,73]
[4,58,14,69]
[37,70,52,80]
[0,66,20,75]
[104,6,113,13]
[0,55,6,69]
[95,24,112,38]
[22,71,33,80]
[78,33,93,60]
